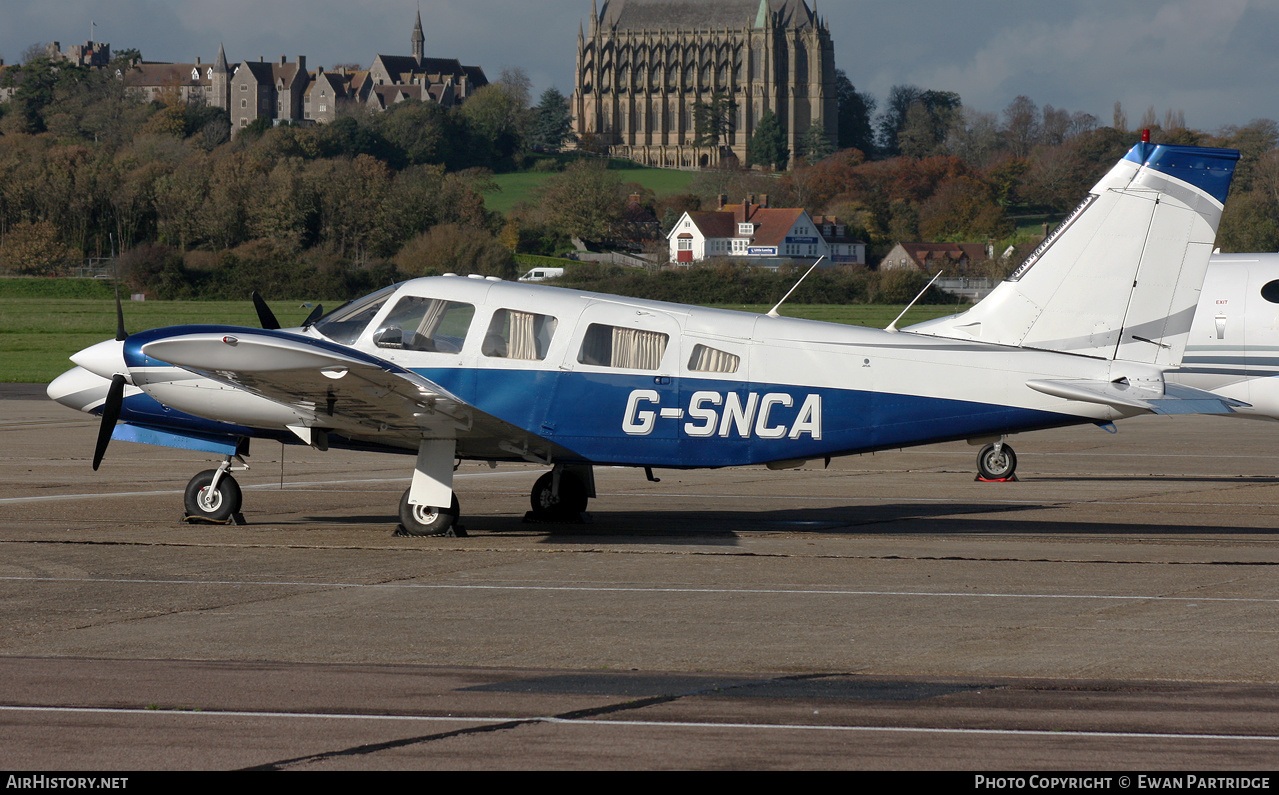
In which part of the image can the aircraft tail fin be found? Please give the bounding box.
[907,142,1239,365]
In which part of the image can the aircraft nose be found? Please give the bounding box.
[70,338,129,382]
[47,367,113,412]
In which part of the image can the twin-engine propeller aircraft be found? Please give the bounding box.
[49,141,1240,536]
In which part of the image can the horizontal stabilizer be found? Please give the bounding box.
[1026,379,1248,415]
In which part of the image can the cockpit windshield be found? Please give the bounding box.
[312,283,402,345]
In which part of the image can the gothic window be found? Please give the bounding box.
[700,63,710,87]
[601,66,611,90]
[619,64,629,90]
[635,64,645,89]
[717,62,728,85]
[652,64,662,91]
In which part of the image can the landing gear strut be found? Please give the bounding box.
[976,442,1018,481]
[184,456,247,523]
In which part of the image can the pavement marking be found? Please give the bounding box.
[2,575,1278,604]
[0,705,1276,743]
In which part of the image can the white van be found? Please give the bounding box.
[518,267,565,282]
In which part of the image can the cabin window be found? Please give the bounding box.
[374,297,475,353]
[578,324,669,370]
[1262,280,1279,304]
[312,283,400,345]
[482,309,558,361]
[687,344,739,374]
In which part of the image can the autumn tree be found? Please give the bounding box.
[536,160,627,240]
[0,220,79,275]
[394,223,515,279]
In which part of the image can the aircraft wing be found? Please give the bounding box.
[1025,379,1248,415]
[139,330,555,459]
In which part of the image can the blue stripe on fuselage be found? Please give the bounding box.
[414,367,1081,468]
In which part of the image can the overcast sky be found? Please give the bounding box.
[2,0,1274,132]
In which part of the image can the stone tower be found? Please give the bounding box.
[210,43,231,111]
[412,9,425,64]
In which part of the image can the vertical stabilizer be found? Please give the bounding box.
[907,143,1239,365]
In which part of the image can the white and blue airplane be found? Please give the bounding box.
[48,141,1241,535]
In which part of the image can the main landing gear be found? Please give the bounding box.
[183,456,247,524]
[976,441,1018,481]
[398,490,462,537]
[528,465,592,521]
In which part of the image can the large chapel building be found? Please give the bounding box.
[572,0,836,169]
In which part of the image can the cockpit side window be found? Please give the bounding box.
[312,284,400,345]
[482,309,558,360]
[373,297,476,353]
[578,323,669,370]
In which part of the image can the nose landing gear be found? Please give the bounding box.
[183,456,248,524]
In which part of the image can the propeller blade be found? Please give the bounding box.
[114,286,128,341]
[252,291,281,330]
[92,374,127,471]
[302,304,324,328]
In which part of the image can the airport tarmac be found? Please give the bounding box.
[2,388,1279,770]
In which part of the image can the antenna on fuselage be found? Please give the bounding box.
[766,257,824,318]
[885,270,945,333]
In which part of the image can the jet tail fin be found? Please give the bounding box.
[908,142,1239,365]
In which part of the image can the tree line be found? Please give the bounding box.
[1,49,1276,300]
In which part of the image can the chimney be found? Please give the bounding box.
[298,55,305,71]
[259,55,264,62]
[280,55,286,65]
[196,56,201,65]
[760,193,769,208]
[717,193,727,210]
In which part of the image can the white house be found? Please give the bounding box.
[668,196,865,268]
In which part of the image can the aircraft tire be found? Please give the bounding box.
[184,470,243,521]
[530,471,588,519]
[977,443,1017,480]
[398,489,460,536]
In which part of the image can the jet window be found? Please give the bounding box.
[687,344,739,374]
[482,309,558,361]
[1261,280,1279,304]
[373,297,476,353]
[578,324,669,370]
[312,284,400,345]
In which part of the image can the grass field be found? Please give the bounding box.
[2,295,963,384]
[483,163,699,215]
[1,297,323,384]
